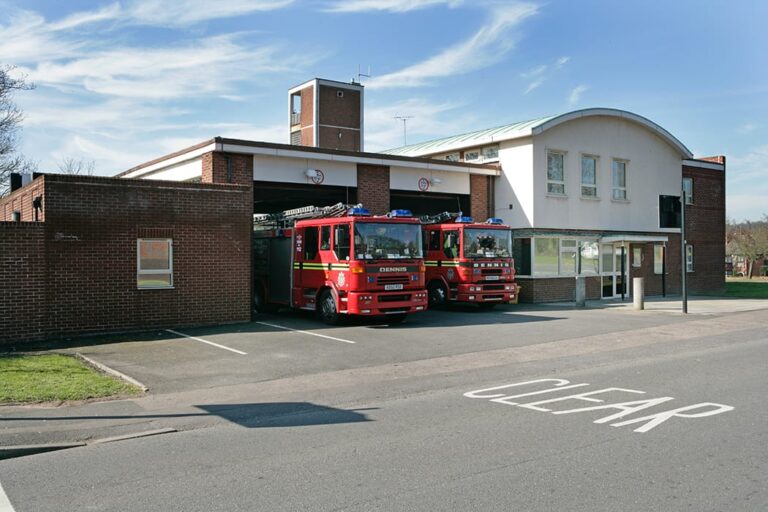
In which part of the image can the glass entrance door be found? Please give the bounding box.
[601,243,628,298]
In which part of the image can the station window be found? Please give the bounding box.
[482,146,499,160]
[137,239,173,289]
[580,241,599,274]
[632,247,642,268]
[560,239,578,274]
[683,177,694,205]
[534,238,559,275]
[464,151,480,162]
[547,151,565,195]
[612,160,627,200]
[581,156,598,197]
[513,238,532,275]
[444,153,459,162]
[654,245,664,274]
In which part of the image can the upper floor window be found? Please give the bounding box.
[444,153,459,162]
[547,151,565,195]
[482,146,499,160]
[581,155,598,197]
[683,177,694,205]
[464,151,480,162]
[612,160,627,200]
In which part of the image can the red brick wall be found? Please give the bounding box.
[0,222,46,341]
[202,152,253,186]
[318,85,361,130]
[469,174,491,220]
[684,163,726,294]
[357,164,390,215]
[1,175,252,345]
[0,178,45,222]
[318,126,360,151]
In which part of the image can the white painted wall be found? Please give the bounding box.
[140,157,202,181]
[531,116,683,232]
[495,137,534,228]
[253,155,357,187]
[389,165,470,194]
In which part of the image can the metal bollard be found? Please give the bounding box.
[633,277,645,310]
[575,276,586,307]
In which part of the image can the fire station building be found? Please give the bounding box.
[0,78,725,343]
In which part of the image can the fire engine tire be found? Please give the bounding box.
[427,281,447,308]
[318,289,341,325]
[477,302,496,310]
[386,313,408,325]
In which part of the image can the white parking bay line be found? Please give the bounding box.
[255,321,356,344]
[166,329,247,355]
[0,481,16,512]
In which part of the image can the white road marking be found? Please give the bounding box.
[465,378,734,433]
[0,481,16,512]
[255,321,356,344]
[165,329,247,355]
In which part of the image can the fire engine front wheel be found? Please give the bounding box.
[318,290,341,325]
[427,281,447,308]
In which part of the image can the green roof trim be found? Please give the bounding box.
[382,108,692,159]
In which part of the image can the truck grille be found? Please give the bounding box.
[377,275,410,285]
[481,284,505,291]
[379,294,410,303]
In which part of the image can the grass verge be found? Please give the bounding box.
[0,354,142,404]
[725,277,768,299]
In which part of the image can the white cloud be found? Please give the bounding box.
[125,0,295,27]
[522,56,569,94]
[738,123,757,134]
[24,35,300,100]
[326,0,462,12]
[568,84,588,105]
[368,2,538,89]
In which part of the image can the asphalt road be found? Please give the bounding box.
[1,305,767,511]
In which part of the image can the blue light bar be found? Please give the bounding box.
[486,218,504,225]
[389,209,413,217]
[348,207,371,216]
[455,216,474,223]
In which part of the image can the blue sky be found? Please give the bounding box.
[1,0,766,220]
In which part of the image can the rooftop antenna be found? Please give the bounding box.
[393,115,414,146]
[353,65,371,84]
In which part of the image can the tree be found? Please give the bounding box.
[0,65,35,195]
[57,157,96,176]
[726,216,768,278]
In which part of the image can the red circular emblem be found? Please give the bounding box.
[311,169,325,185]
[418,177,430,192]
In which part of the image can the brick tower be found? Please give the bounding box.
[288,78,364,151]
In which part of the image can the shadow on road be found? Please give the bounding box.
[1,402,374,429]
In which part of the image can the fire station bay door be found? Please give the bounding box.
[268,237,292,303]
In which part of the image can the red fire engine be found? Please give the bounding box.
[253,203,428,325]
[421,213,517,309]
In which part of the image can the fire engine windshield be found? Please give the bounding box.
[353,223,423,260]
[463,228,512,258]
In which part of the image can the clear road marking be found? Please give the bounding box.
[465,378,734,433]
[255,321,356,344]
[0,481,16,512]
[166,329,247,355]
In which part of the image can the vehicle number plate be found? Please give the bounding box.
[485,276,500,281]
[384,284,404,290]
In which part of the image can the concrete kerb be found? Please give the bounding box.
[76,353,149,392]
[0,428,178,460]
